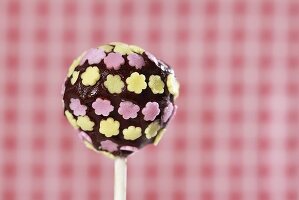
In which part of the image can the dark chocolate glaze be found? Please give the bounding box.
[63,45,177,157]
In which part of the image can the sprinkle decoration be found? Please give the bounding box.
[126,72,147,94]
[71,71,79,85]
[162,102,174,123]
[104,75,125,94]
[76,116,95,131]
[80,48,106,65]
[99,118,120,137]
[81,66,101,86]
[123,126,142,140]
[127,53,145,69]
[149,75,165,94]
[118,101,140,119]
[65,110,78,129]
[100,140,118,152]
[104,52,125,70]
[92,98,114,116]
[167,74,180,98]
[142,102,160,121]
[145,121,161,139]
[69,98,87,116]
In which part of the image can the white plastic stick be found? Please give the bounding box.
[114,157,127,200]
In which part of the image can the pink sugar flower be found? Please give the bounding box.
[120,146,138,152]
[118,101,140,119]
[104,52,125,70]
[78,131,92,143]
[142,102,160,121]
[127,53,145,69]
[80,48,106,65]
[69,98,87,116]
[92,98,114,116]
[100,140,118,152]
[162,102,174,122]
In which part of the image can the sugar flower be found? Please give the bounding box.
[149,75,165,94]
[129,45,145,54]
[65,110,78,129]
[142,102,160,121]
[100,140,118,152]
[99,44,114,53]
[123,126,142,140]
[154,128,166,145]
[81,66,100,86]
[127,53,145,69]
[145,121,161,139]
[84,141,97,152]
[162,102,174,122]
[167,74,180,98]
[126,72,147,94]
[104,74,125,94]
[99,151,115,159]
[104,52,125,70]
[118,101,140,119]
[76,116,95,131]
[99,118,120,137]
[92,98,114,116]
[71,71,79,85]
[113,42,133,55]
[69,98,87,116]
[80,48,105,65]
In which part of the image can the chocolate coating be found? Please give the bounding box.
[62,43,179,157]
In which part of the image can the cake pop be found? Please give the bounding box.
[62,42,179,158]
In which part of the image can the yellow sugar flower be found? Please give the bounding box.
[81,66,100,86]
[110,42,126,45]
[84,140,96,151]
[99,44,114,53]
[149,75,165,94]
[77,116,95,131]
[99,151,115,159]
[67,52,85,77]
[65,110,78,129]
[154,128,166,145]
[99,117,120,137]
[126,72,147,94]
[71,71,79,85]
[130,45,145,54]
[145,121,161,139]
[123,126,142,140]
[113,43,133,55]
[104,75,125,94]
[167,74,180,98]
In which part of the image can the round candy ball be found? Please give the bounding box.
[62,42,179,158]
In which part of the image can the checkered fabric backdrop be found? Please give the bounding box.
[0,0,299,199]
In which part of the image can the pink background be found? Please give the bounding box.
[1,0,299,199]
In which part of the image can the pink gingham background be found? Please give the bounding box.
[1,0,299,199]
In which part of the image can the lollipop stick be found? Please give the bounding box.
[114,157,127,200]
